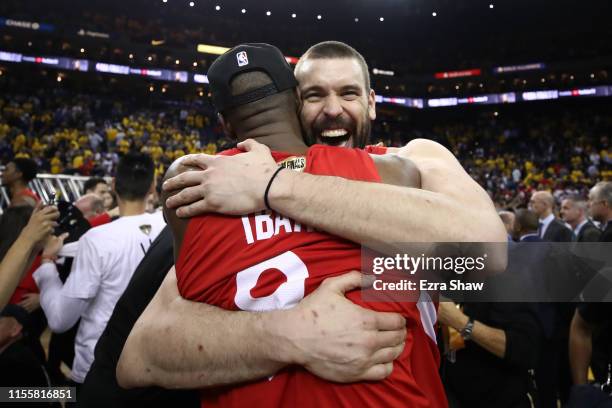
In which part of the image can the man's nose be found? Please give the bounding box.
[322,95,343,118]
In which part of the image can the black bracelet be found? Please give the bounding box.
[264,166,285,211]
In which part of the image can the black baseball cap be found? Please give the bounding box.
[207,43,298,112]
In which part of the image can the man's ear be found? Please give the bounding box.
[218,113,235,139]
[367,89,377,121]
[294,89,303,115]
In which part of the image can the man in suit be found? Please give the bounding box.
[529,191,574,406]
[589,181,612,242]
[530,191,574,242]
[560,195,601,242]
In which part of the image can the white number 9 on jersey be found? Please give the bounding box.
[234,251,309,311]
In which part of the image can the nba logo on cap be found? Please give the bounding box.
[236,51,249,67]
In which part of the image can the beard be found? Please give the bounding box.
[303,114,370,149]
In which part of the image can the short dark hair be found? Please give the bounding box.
[83,177,107,195]
[114,153,154,201]
[515,209,539,233]
[297,41,371,90]
[13,158,38,183]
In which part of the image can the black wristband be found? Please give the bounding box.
[264,166,285,211]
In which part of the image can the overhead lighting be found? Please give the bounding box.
[197,43,230,55]
[291,13,296,18]
[432,12,437,17]
[162,87,167,93]
[372,68,395,76]
[590,73,595,78]
[489,4,494,9]
[541,78,545,83]
[80,48,85,53]
[129,53,134,59]
[266,11,271,16]
[494,111,499,116]
[147,56,153,61]
[379,17,384,22]
[56,75,62,82]
[189,1,194,7]
[199,90,204,97]
[193,61,197,67]
[317,15,322,20]
[384,85,390,90]
[215,5,220,11]
[162,0,167,3]
[570,75,574,80]
[241,8,246,13]
[479,83,484,88]
[175,59,180,65]
[149,85,154,92]
[354,17,359,22]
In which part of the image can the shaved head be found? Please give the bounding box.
[529,190,554,218]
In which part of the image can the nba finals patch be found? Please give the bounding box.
[139,224,152,236]
[278,156,306,172]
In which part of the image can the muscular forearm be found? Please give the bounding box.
[118,270,407,389]
[118,287,292,389]
[569,312,592,385]
[270,171,501,247]
[0,236,36,308]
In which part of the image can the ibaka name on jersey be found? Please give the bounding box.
[240,211,315,245]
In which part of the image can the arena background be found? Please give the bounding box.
[0,0,611,407]
[0,0,610,208]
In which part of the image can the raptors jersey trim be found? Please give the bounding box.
[176,144,447,408]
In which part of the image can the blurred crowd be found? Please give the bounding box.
[0,89,229,189]
[1,91,610,208]
[372,109,612,209]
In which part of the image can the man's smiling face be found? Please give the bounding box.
[296,58,376,149]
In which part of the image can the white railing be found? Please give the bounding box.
[0,173,110,211]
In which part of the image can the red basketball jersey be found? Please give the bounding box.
[176,144,447,408]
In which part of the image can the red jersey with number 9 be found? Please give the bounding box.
[176,144,447,408]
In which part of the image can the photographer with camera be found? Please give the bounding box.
[33,153,165,386]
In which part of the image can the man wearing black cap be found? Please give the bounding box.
[1,158,40,207]
[76,44,411,408]
[117,42,502,407]
[118,43,451,407]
